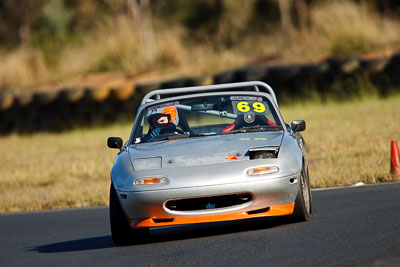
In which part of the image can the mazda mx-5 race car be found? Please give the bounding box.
[107,81,312,245]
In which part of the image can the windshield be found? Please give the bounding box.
[132,95,282,143]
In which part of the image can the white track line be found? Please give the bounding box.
[311,181,400,191]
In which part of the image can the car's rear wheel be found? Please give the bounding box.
[109,183,149,245]
[291,165,312,221]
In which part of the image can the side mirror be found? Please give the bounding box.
[291,120,306,132]
[107,137,123,150]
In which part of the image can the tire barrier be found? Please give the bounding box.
[213,54,399,103]
[0,52,399,134]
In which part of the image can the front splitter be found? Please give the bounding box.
[129,202,294,228]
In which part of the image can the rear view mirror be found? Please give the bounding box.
[108,137,123,150]
[191,103,215,111]
[291,120,306,132]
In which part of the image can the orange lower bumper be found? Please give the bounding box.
[129,202,294,228]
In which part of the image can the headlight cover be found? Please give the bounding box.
[132,157,162,171]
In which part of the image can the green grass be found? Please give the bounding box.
[0,96,399,212]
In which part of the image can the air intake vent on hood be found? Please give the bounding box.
[249,146,279,159]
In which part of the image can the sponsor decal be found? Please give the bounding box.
[230,96,262,101]
[226,155,238,160]
[244,112,256,123]
[205,203,216,209]
[150,101,179,111]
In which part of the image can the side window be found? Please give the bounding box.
[142,116,150,136]
[132,116,145,144]
[265,101,280,126]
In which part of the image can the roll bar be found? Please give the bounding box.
[140,81,278,106]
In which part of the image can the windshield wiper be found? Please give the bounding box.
[189,133,217,138]
[151,133,190,142]
[222,125,282,135]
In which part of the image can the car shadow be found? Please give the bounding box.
[149,216,292,243]
[31,216,296,253]
[29,235,115,253]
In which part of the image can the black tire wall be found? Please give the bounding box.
[1,53,399,134]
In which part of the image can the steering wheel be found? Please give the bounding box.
[174,128,186,134]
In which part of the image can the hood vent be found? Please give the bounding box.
[249,146,279,159]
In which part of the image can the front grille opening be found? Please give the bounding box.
[247,207,270,215]
[152,218,174,223]
[165,193,252,211]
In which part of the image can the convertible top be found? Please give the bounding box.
[141,81,278,107]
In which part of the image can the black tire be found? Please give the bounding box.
[291,165,312,222]
[109,183,149,245]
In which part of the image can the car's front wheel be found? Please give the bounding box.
[291,165,312,221]
[109,183,149,245]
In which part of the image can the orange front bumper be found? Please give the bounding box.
[129,202,294,228]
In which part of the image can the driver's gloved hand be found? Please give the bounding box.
[149,128,161,139]
[143,128,161,142]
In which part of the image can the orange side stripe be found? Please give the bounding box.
[130,202,294,228]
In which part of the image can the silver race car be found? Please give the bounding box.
[107,81,312,245]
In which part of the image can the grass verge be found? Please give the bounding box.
[281,96,400,187]
[0,96,399,212]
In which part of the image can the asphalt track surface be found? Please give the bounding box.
[2,183,400,267]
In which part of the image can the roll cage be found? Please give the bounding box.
[141,81,279,107]
[128,82,286,145]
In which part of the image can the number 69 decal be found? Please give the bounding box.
[237,101,266,113]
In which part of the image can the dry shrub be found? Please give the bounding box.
[58,16,184,77]
[0,48,50,90]
[309,1,400,57]
[57,15,255,78]
[57,14,260,78]
[1,1,400,91]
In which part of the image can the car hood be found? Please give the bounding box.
[128,131,284,171]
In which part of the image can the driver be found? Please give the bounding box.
[143,106,179,142]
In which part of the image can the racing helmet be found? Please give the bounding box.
[147,106,179,129]
[161,106,179,126]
